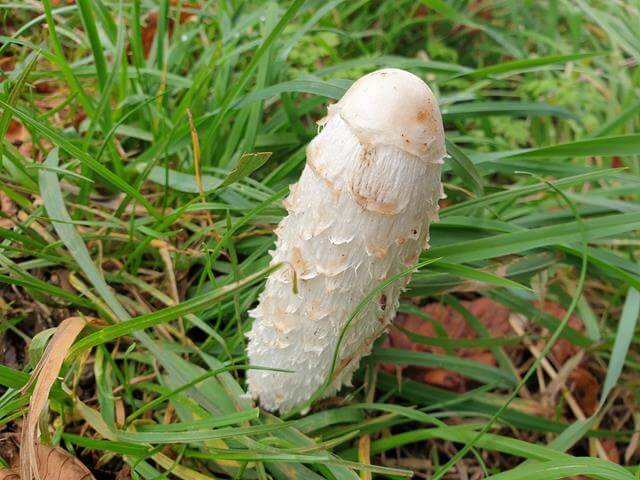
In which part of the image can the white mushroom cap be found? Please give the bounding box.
[323,68,445,161]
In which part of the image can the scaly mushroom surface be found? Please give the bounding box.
[247,68,446,412]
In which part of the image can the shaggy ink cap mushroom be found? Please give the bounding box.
[247,68,446,413]
[324,68,446,161]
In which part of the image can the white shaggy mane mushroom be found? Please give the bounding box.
[246,68,446,413]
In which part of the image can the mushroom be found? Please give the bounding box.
[247,68,446,412]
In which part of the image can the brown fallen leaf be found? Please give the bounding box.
[540,301,585,365]
[0,469,20,480]
[1,445,94,480]
[568,367,599,416]
[420,368,466,392]
[5,118,35,158]
[611,156,623,168]
[0,56,16,72]
[33,81,58,95]
[468,297,512,337]
[601,438,620,464]
[6,120,27,145]
[141,11,160,57]
[383,298,512,391]
[35,445,94,480]
[20,317,87,480]
[141,2,199,57]
[115,464,131,480]
[0,191,18,229]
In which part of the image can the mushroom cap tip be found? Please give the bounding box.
[333,68,445,160]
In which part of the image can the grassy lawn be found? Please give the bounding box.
[1,1,639,478]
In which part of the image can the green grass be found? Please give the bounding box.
[0,0,639,479]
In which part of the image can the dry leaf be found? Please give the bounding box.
[468,297,512,337]
[6,120,27,145]
[0,191,18,229]
[0,191,17,217]
[0,56,16,72]
[601,438,620,464]
[115,465,131,480]
[5,117,34,158]
[420,368,466,392]
[0,445,94,480]
[0,469,20,480]
[626,413,640,463]
[569,367,599,416]
[383,298,512,391]
[540,301,585,365]
[35,445,94,480]
[33,81,58,95]
[20,317,86,480]
[141,2,199,57]
[384,298,593,394]
[141,11,160,57]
